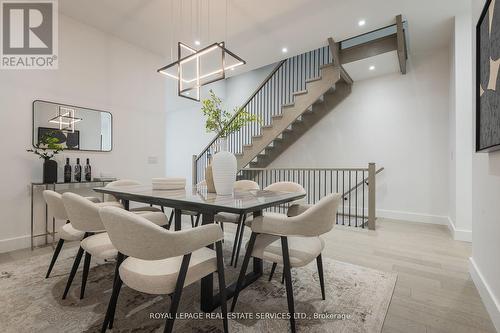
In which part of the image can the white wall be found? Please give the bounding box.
[0,15,167,252]
[270,49,451,224]
[469,0,500,331]
[448,13,474,241]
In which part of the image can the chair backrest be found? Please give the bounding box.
[234,180,260,191]
[264,181,305,194]
[99,206,222,260]
[104,179,141,202]
[289,193,341,236]
[62,192,104,232]
[43,190,68,220]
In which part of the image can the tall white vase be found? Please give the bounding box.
[212,138,237,196]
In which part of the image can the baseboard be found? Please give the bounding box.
[469,257,500,332]
[447,217,472,242]
[376,209,449,225]
[0,234,31,253]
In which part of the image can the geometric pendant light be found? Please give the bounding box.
[48,106,82,133]
[157,41,245,101]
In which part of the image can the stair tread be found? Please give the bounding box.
[293,89,308,96]
[305,76,322,83]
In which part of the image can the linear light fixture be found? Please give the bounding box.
[48,106,82,133]
[157,41,246,101]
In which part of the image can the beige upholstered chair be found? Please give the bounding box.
[214,180,260,267]
[43,190,110,278]
[104,179,164,213]
[61,192,167,300]
[99,206,228,333]
[231,193,341,333]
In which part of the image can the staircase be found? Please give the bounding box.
[194,45,353,183]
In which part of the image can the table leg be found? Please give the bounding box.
[30,184,34,250]
[174,209,182,231]
[123,200,129,211]
[200,210,263,313]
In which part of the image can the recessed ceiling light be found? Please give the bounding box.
[358,19,366,27]
[369,65,375,71]
[282,47,288,53]
[230,67,235,71]
[186,92,190,95]
[194,40,201,46]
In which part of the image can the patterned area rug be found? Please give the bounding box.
[0,243,396,333]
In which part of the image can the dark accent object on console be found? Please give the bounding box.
[43,159,58,184]
[476,0,500,152]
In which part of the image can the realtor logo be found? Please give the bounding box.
[1,0,58,69]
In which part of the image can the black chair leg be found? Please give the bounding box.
[281,270,285,284]
[161,206,165,213]
[215,241,229,333]
[316,254,326,300]
[231,232,257,312]
[62,246,84,299]
[230,214,243,266]
[80,252,91,299]
[101,273,123,332]
[45,239,65,278]
[269,262,277,281]
[190,215,195,228]
[281,236,296,333]
[234,215,247,268]
[102,252,125,331]
[164,253,191,333]
[194,214,201,227]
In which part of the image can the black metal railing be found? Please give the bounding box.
[238,163,382,229]
[194,46,333,184]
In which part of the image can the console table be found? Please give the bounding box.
[30,180,115,250]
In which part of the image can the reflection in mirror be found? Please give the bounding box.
[33,100,112,151]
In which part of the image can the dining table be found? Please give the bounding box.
[94,184,306,312]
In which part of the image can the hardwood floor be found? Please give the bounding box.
[0,217,496,333]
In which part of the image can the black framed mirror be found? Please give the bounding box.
[32,100,113,152]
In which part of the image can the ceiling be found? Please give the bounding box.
[59,0,468,79]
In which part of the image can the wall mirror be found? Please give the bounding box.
[32,100,112,152]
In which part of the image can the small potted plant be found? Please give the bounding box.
[201,90,260,195]
[27,131,64,183]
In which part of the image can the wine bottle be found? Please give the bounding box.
[84,158,92,182]
[64,158,72,183]
[74,158,82,182]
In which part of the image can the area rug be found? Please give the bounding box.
[0,243,396,333]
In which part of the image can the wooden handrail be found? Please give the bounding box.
[195,59,287,161]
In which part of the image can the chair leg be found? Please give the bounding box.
[62,246,84,299]
[80,252,91,299]
[281,236,296,333]
[108,253,126,329]
[164,253,191,333]
[281,270,285,284]
[194,214,201,227]
[231,232,257,312]
[230,214,243,266]
[215,241,229,333]
[102,252,125,331]
[101,273,123,332]
[269,262,277,281]
[161,206,165,213]
[316,254,326,300]
[234,214,247,268]
[45,239,65,278]
[190,215,195,228]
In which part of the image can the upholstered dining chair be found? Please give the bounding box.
[98,206,228,333]
[61,192,168,300]
[43,190,102,278]
[214,180,260,267]
[104,179,164,213]
[231,193,341,333]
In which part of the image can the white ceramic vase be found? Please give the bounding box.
[212,138,236,196]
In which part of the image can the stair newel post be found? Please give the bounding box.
[368,162,376,230]
[192,155,198,187]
